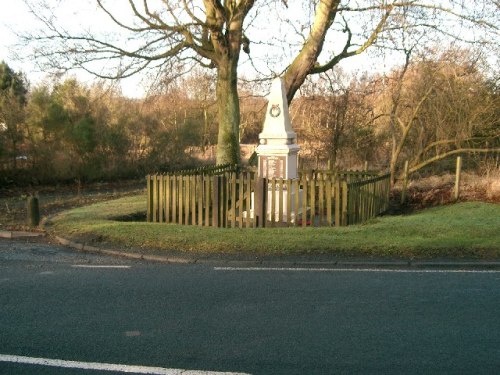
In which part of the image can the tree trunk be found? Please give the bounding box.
[215,61,241,165]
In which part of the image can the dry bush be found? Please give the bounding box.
[405,171,500,209]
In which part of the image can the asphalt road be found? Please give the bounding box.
[1,239,499,374]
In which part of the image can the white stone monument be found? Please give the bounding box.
[249,77,302,222]
[256,77,300,179]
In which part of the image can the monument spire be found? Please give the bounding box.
[256,77,300,180]
[259,77,296,144]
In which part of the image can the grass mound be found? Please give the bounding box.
[48,194,500,259]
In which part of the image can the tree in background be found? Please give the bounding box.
[290,70,380,169]
[0,61,28,169]
[22,0,499,166]
[373,48,500,183]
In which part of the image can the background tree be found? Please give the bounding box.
[373,47,500,183]
[22,0,499,165]
[0,61,28,169]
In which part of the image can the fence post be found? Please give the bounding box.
[246,172,252,228]
[254,177,267,228]
[197,175,203,226]
[165,175,171,224]
[454,156,462,201]
[400,160,409,205]
[222,175,228,228]
[231,173,237,228]
[159,175,164,223]
[153,175,159,222]
[335,181,341,227]
[147,175,152,222]
[341,180,348,226]
[27,195,40,227]
[212,176,220,227]
[204,176,210,226]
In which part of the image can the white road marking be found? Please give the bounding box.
[71,265,131,269]
[0,354,251,374]
[214,267,500,274]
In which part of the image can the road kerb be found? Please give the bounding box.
[54,235,193,264]
[0,230,45,239]
[51,235,500,270]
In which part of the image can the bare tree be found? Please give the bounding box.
[374,47,500,184]
[22,0,499,165]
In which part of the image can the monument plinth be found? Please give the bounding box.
[256,77,300,179]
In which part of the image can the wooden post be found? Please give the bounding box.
[454,156,462,201]
[231,173,237,228]
[326,179,332,226]
[286,179,292,226]
[318,176,324,226]
[400,160,409,205]
[270,179,276,227]
[254,177,267,228]
[293,179,299,227]
[27,195,40,227]
[238,173,244,228]
[335,181,341,227]
[191,175,197,225]
[204,177,210,226]
[159,175,164,223]
[309,178,315,226]
[222,175,228,228]
[196,175,204,227]
[152,175,158,222]
[172,176,178,224]
[179,177,184,225]
[301,176,308,227]
[165,175,171,224]
[212,176,220,227]
[147,176,152,222]
[341,180,348,226]
[246,172,252,228]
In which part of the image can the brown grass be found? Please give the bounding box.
[402,171,500,210]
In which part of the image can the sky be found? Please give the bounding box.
[0,0,388,99]
[0,1,149,97]
[1,1,496,98]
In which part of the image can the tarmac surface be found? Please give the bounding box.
[1,236,500,374]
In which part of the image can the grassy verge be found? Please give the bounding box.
[0,180,144,231]
[48,194,500,259]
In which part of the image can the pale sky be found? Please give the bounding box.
[1,1,496,98]
[0,1,150,97]
[0,1,388,98]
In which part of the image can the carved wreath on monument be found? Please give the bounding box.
[269,104,281,118]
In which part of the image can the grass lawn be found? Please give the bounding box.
[47,194,500,259]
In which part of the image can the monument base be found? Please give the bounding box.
[244,187,303,223]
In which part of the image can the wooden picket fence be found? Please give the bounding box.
[345,174,391,225]
[159,163,238,176]
[147,170,390,228]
